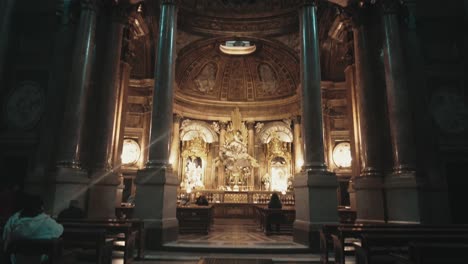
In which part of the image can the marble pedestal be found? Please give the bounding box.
[293,170,339,252]
[385,173,421,224]
[354,176,386,223]
[52,167,89,216]
[134,166,178,249]
[88,170,120,218]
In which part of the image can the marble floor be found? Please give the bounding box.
[165,218,307,250]
[110,219,355,264]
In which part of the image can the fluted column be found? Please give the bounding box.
[246,121,255,188]
[169,114,182,178]
[381,0,420,223]
[218,121,227,187]
[0,0,15,89]
[292,116,304,173]
[293,0,338,251]
[134,0,178,249]
[52,0,98,215]
[88,2,131,218]
[351,4,386,223]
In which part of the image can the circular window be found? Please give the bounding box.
[121,139,141,165]
[332,142,352,168]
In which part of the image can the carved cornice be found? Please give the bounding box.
[178,9,299,36]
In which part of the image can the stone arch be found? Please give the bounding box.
[257,121,293,143]
[179,119,219,143]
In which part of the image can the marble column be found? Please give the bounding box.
[88,2,131,218]
[381,0,420,223]
[344,64,359,211]
[0,0,15,89]
[293,0,339,251]
[218,121,227,187]
[400,0,449,223]
[52,0,98,215]
[292,116,304,173]
[169,114,182,179]
[351,5,386,223]
[134,0,178,249]
[246,121,255,188]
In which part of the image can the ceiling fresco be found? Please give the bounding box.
[175,38,300,102]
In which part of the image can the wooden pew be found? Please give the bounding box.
[62,228,114,264]
[332,226,468,264]
[390,242,468,264]
[59,218,144,260]
[177,205,213,234]
[355,233,468,264]
[255,206,295,235]
[4,238,63,264]
[61,222,135,264]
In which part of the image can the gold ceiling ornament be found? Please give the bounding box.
[181,136,208,158]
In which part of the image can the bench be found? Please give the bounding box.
[59,218,144,260]
[177,205,213,234]
[390,242,468,264]
[326,225,468,264]
[3,238,63,264]
[62,227,114,264]
[255,206,295,235]
[61,222,135,264]
[355,234,468,264]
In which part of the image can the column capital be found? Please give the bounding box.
[292,115,301,125]
[246,121,255,130]
[380,0,403,14]
[173,113,182,123]
[160,0,178,6]
[80,0,98,11]
[219,121,228,130]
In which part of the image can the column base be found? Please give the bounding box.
[354,176,386,223]
[293,170,339,251]
[134,166,179,249]
[88,170,120,218]
[385,173,421,223]
[52,167,89,216]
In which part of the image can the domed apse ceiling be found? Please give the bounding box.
[175,38,299,102]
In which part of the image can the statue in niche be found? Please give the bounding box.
[184,156,205,190]
[258,64,277,95]
[194,62,217,93]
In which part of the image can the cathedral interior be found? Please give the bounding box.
[0,0,468,262]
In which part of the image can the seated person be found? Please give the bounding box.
[195,195,209,206]
[267,193,284,232]
[57,200,85,220]
[3,194,64,264]
[268,193,283,209]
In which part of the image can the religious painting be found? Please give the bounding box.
[193,62,218,94]
[257,63,278,95]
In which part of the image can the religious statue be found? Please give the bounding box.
[218,108,258,189]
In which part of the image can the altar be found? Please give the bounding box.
[177,190,295,218]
